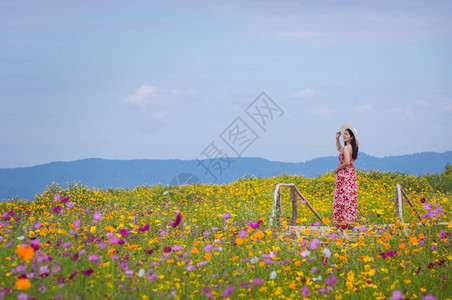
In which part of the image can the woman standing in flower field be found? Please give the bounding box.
[332,124,359,226]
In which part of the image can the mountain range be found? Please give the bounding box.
[1,151,451,201]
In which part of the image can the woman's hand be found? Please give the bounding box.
[336,131,341,139]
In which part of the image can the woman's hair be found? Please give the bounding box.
[345,128,359,160]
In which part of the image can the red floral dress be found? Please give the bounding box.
[332,151,358,224]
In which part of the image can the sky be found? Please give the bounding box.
[1,0,451,168]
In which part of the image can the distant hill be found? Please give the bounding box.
[1,151,451,200]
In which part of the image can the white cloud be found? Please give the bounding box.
[120,85,201,123]
[290,88,315,99]
[121,84,157,105]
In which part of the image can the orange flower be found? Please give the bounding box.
[191,247,199,254]
[235,238,244,245]
[399,243,406,250]
[205,252,212,260]
[15,278,31,290]
[16,245,34,261]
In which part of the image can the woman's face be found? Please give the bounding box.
[343,130,353,143]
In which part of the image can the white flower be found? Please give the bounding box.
[17,236,25,240]
[323,248,331,258]
[138,268,145,277]
[301,250,311,257]
[270,271,277,280]
[250,256,259,264]
[312,275,322,281]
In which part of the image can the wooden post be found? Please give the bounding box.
[395,184,404,223]
[401,188,425,226]
[290,186,298,225]
[295,188,325,224]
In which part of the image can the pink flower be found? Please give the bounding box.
[222,286,234,298]
[54,194,60,201]
[221,212,231,219]
[34,222,42,229]
[88,255,99,261]
[66,201,75,208]
[423,295,437,300]
[93,212,102,220]
[326,275,337,286]
[239,229,247,238]
[186,264,195,271]
[73,219,81,229]
[62,242,72,248]
[252,278,263,285]
[60,196,69,203]
[310,238,321,250]
[97,243,107,249]
[172,245,183,251]
[110,237,120,244]
[302,286,310,297]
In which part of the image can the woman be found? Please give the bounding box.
[332,124,359,226]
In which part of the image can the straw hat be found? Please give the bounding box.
[340,123,359,145]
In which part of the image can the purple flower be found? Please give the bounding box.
[326,275,337,286]
[172,214,182,227]
[247,220,263,229]
[60,196,69,203]
[73,219,81,228]
[62,242,72,248]
[238,229,247,238]
[186,264,195,271]
[203,231,210,237]
[252,278,263,285]
[172,245,183,251]
[221,212,231,219]
[323,248,331,258]
[422,295,437,300]
[93,211,102,220]
[310,238,321,250]
[240,282,251,288]
[83,269,93,276]
[197,261,208,266]
[163,247,172,253]
[53,206,62,213]
[119,229,129,236]
[88,255,99,261]
[109,237,120,244]
[97,243,107,249]
[139,224,149,232]
[222,286,234,298]
[66,201,75,208]
[54,194,60,201]
[38,285,46,293]
[145,249,154,255]
[34,221,42,229]
[390,290,404,300]
[302,286,310,297]
[17,292,28,300]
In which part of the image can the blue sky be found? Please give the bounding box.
[1,0,451,168]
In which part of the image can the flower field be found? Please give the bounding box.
[1,171,451,299]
